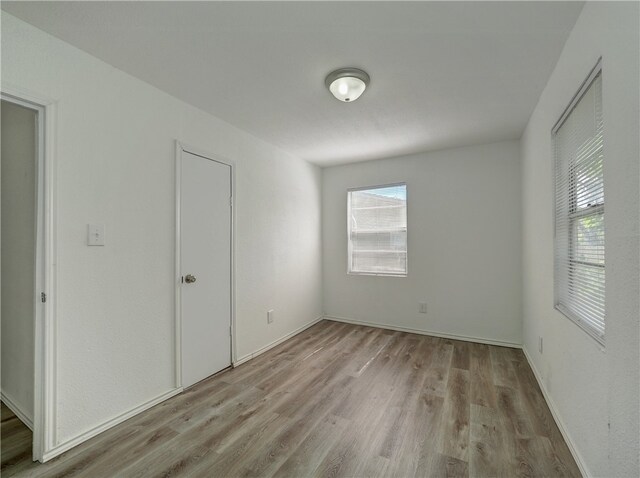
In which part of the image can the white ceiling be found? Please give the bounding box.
[3,1,583,166]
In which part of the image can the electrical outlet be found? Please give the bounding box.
[419,302,428,314]
[538,336,543,354]
[267,309,274,324]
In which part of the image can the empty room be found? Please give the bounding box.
[0,1,638,477]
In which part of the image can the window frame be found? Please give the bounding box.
[552,58,605,345]
[347,182,408,277]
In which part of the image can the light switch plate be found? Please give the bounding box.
[88,224,105,246]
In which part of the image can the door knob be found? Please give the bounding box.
[184,274,197,284]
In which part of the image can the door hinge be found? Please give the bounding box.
[41,292,46,303]
[229,196,233,207]
[229,325,232,337]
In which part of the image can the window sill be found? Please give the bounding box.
[347,271,407,278]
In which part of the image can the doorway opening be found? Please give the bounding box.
[1,98,38,469]
[1,92,52,465]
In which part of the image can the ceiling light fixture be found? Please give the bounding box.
[325,68,370,103]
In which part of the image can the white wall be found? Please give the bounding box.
[1,13,322,454]
[323,140,522,346]
[520,2,639,477]
[1,100,37,425]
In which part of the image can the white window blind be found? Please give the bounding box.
[553,64,605,344]
[348,184,407,276]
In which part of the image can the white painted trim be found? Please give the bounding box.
[1,86,57,463]
[233,316,324,367]
[174,141,237,386]
[1,390,34,431]
[41,387,182,463]
[324,315,522,348]
[174,141,182,389]
[521,346,590,478]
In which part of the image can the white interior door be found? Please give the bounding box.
[181,150,232,389]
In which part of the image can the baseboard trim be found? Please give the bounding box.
[41,387,182,463]
[521,346,589,478]
[233,315,324,367]
[324,315,521,349]
[1,389,34,430]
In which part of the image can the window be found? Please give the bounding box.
[348,183,407,276]
[553,61,604,344]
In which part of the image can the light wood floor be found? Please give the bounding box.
[1,402,33,475]
[1,320,581,477]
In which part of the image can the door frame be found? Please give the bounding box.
[1,87,58,462]
[174,141,236,389]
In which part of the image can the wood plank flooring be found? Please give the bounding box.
[1,402,33,476]
[1,320,581,477]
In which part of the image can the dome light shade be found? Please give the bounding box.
[325,68,370,102]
